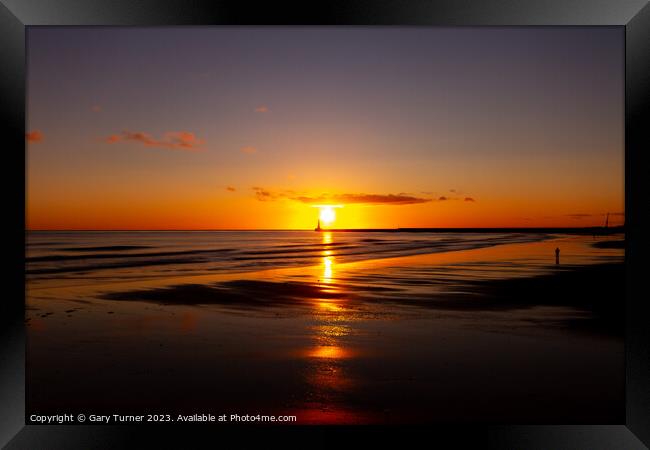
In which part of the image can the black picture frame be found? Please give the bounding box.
[1,1,648,448]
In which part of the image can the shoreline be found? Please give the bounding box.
[27,235,625,296]
[27,232,562,277]
[318,226,625,234]
[27,226,625,234]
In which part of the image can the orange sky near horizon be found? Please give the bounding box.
[26,183,624,230]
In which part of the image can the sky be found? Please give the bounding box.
[26,27,624,230]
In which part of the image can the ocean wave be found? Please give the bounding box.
[27,231,551,278]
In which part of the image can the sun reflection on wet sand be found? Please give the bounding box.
[321,231,333,245]
[316,301,342,312]
[322,257,333,282]
[319,231,338,295]
[295,230,368,423]
[306,345,354,359]
[322,233,334,280]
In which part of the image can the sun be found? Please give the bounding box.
[319,206,336,225]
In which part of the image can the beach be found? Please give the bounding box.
[26,231,625,424]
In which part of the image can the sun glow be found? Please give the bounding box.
[319,206,336,226]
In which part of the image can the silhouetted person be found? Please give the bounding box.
[555,247,560,264]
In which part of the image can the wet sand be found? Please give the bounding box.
[26,233,625,424]
[100,262,623,335]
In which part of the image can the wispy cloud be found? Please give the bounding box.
[421,190,477,202]
[226,186,236,192]
[250,187,479,206]
[240,146,258,154]
[290,192,431,205]
[105,131,204,151]
[252,186,282,201]
[254,105,269,113]
[26,130,43,143]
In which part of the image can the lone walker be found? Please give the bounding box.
[555,247,560,264]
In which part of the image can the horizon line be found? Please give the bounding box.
[27,225,625,232]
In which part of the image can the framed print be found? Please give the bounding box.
[1,0,649,448]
